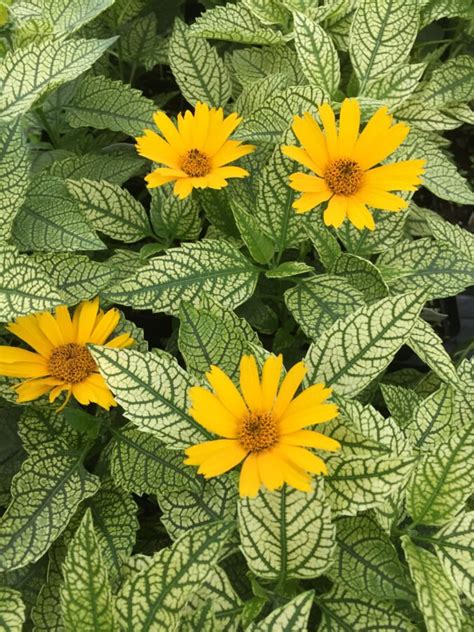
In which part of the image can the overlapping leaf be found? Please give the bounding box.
[0,586,25,631]
[0,120,30,240]
[249,590,313,632]
[433,511,474,600]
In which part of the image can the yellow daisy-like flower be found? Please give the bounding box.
[282,98,426,230]
[0,299,133,410]
[135,101,255,199]
[184,354,340,497]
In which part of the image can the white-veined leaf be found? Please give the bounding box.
[394,99,461,132]
[178,297,259,381]
[150,185,202,242]
[32,253,117,303]
[191,4,284,45]
[293,12,340,95]
[104,240,258,315]
[426,214,474,263]
[48,152,145,185]
[304,292,424,397]
[0,444,99,572]
[350,0,419,91]
[0,120,30,241]
[421,55,474,107]
[330,515,414,600]
[408,318,460,387]
[12,176,105,252]
[0,245,62,321]
[420,0,472,26]
[248,590,313,632]
[91,347,209,448]
[169,19,231,107]
[239,481,335,580]
[433,511,474,600]
[0,37,116,122]
[377,238,474,300]
[60,509,114,631]
[234,73,290,118]
[317,584,418,631]
[380,384,422,427]
[18,402,81,454]
[120,13,158,66]
[231,199,275,265]
[284,275,365,339]
[64,75,156,136]
[332,253,388,302]
[402,536,462,632]
[66,178,151,243]
[365,63,426,107]
[336,209,409,257]
[325,454,417,516]
[40,0,115,34]
[406,422,474,526]
[231,45,302,87]
[305,218,342,271]
[243,0,290,25]
[115,522,232,631]
[0,586,25,632]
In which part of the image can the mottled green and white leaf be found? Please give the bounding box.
[0,120,30,240]
[248,590,313,632]
[433,511,474,600]
[0,586,25,632]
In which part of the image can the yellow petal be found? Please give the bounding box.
[284,383,333,417]
[54,306,74,343]
[153,111,186,153]
[256,451,284,491]
[37,312,64,347]
[274,449,312,492]
[135,129,180,167]
[323,195,347,228]
[337,98,360,156]
[188,386,239,438]
[90,308,121,344]
[185,438,234,465]
[74,298,100,344]
[351,105,393,163]
[346,200,375,230]
[0,346,48,365]
[6,315,53,357]
[318,103,338,160]
[15,377,61,402]
[173,178,194,199]
[212,139,255,167]
[213,165,249,179]
[363,159,426,191]
[281,144,321,174]
[289,172,329,193]
[197,441,247,478]
[239,454,261,497]
[105,333,134,348]
[239,355,262,412]
[280,445,328,475]
[357,122,410,170]
[145,171,178,188]
[293,190,332,214]
[291,112,330,175]
[272,361,306,420]
[206,365,248,419]
[280,429,341,452]
[204,111,242,155]
[279,403,339,434]
[49,384,71,404]
[260,354,283,410]
[357,188,408,211]
[192,101,210,149]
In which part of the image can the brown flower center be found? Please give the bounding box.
[181,148,212,177]
[325,158,363,196]
[48,343,96,383]
[239,411,279,453]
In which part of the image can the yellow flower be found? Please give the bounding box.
[184,354,340,497]
[0,299,133,410]
[282,98,426,230]
[135,101,255,199]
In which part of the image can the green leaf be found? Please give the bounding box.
[231,199,275,265]
[335,210,409,257]
[87,479,138,587]
[408,319,460,387]
[0,120,30,241]
[191,4,284,45]
[0,245,62,321]
[248,590,313,632]
[31,253,117,303]
[265,261,313,278]
[432,511,474,600]
[421,55,474,107]
[365,63,426,107]
[243,0,290,25]
[60,509,115,632]
[305,217,341,270]
[0,412,25,507]
[91,347,209,448]
[18,402,81,454]
[231,45,302,87]
[317,584,418,631]
[235,73,290,118]
[420,0,472,26]
[402,536,462,632]
[105,240,258,316]
[0,444,99,572]
[332,253,388,302]
[185,567,242,631]
[350,0,419,91]
[325,454,417,516]
[293,12,339,95]
[40,0,115,34]
[426,214,474,263]
[239,481,335,580]
[120,13,158,66]
[394,99,461,132]
[284,275,365,339]
[380,384,421,427]
[150,185,202,242]
[49,152,145,185]
[304,292,424,397]
[0,586,25,632]
[12,176,105,252]
[0,37,116,122]
[178,297,259,381]
[66,178,151,243]
[377,238,474,300]
[169,19,231,107]
[115,522,232,631]
[64,75,156,136]
[405,423,474,526]
[330,515,414,600]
